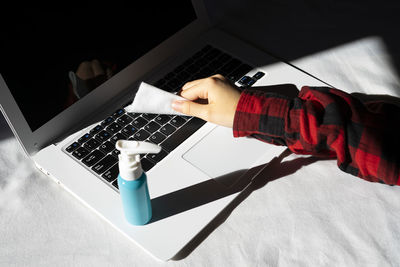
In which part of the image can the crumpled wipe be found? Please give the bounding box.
[124,82,185,115]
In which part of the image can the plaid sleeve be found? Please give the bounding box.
[233,86,400,186]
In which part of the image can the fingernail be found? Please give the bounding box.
[171,100,183,111]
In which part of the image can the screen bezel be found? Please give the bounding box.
[0,0,210,156]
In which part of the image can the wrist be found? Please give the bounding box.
[233,91,247,137]
[233,89,290,138]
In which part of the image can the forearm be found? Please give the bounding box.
[233,86,400,185]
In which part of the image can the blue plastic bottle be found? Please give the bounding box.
[115,140,161,225]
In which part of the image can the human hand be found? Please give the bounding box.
[69,59,114,99]
[76,59,113,81]
[171,74,241,128]
[75,59,113,90]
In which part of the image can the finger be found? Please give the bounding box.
[182,78,205,90]
[91,59,105,77]
[76,61,94,80]
[180,83,208,101]
[182,74,226,90]
[211,74,226,80]
[171,100,209,119]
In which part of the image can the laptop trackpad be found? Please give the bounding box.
[182,126,271,187]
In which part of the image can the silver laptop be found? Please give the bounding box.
[0,1,325,261]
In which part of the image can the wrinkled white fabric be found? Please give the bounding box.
[125,82,185,115]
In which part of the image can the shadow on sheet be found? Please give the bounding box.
[157,148,332,260]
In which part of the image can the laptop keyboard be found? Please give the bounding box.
[63,44,256,191]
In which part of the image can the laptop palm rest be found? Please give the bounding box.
[182,126,273,187]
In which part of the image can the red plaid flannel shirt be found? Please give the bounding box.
[233,86,400,186]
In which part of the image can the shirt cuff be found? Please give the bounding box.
[233,89,290,138]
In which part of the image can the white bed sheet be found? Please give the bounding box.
[1,32,400,267]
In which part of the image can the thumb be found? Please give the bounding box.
[171,100,208,120]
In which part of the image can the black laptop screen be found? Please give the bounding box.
[0,2,197,132]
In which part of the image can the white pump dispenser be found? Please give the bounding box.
[115,140,161,225]
[116,140,161,180]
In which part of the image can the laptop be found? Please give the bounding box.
[0,1,326,261]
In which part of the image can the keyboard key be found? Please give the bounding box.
[112,179,119,189]
[102,163,119,182]
[121,124,137,137]
[238,76,255,86]
[72,147,89,159]
[187,63,201,74]
[228,64,253,82]
[191,72,204,80]
[132,117,148,128]
[111,149,120,158]
[180,116,190,121]
[194,57,208,68]
[141,157,155,172]
[204,48,222,60]
[166,78,181,91]
[182,58,194,67]
[149,132,166,144]
[144,121,161,133]
[192,50,204,59]
[101,116,114,127]
[83,138,100,151]
[208,59,225,70]
[116,114,133,126]
[125,112,140,119]
[160,83,174,92]
[253,71,265,80]
[78,133,91,144]
[199,66,213,78]
[216,52,232,65]
[99,141,115,154]
[142,113,157,120]
[160,123,176,136]
[146,149,168,163]
[133,129,150,141]
[66,142,79,153]
[173,64,185,74]
[161,117,206,152]
[106,122,122,134]
[154,79,166,88]
[112,109,125,118]
[96,130,111,142]
[219,58,241,75]
[92,155,118,174]
[170,116,186,128]
[176,71,191,83]
[247,79,256,87]
[89,125,103,135]
[110,133,126,144]
[164,72,175,80]
[82,150,105,167]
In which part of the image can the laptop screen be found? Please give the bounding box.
[1,3,197,132]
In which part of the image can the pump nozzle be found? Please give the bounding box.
[115,140,161,180]
[116,140,161,155]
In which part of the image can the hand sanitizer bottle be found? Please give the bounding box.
[115,140,161,225]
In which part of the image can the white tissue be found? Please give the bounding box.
[124,82,185,115]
